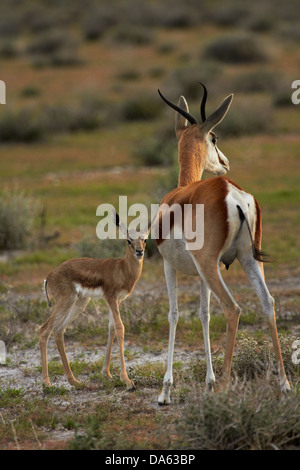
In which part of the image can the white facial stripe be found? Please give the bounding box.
[205,138,229,175]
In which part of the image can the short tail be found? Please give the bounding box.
[44,279,52,307]
[236,205,271,263]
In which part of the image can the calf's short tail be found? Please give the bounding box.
[44,279,52,307]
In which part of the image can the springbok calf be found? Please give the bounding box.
[39,213,148,390]
[155,86,290,404]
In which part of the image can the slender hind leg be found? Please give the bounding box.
[53,296,89,386]
[158,260,179,405]
[39,313,56,387]
[39,299,78,386]
[239,255,290,393]
[40,296,89,386]
[199,279,215,390]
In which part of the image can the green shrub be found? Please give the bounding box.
[134,137,176,167]
[0,189,39,250]
[82,6,116,40]
[75,236,124,259]
[0,39,18,58]
[0,107,45,142]
[26,29,81,67]
[233,70,281,93]
[203,33,267,64]
[173,381,300,450]
[0,95,107,142]
[272,79,296,107]
[217,97,273,136]
[43,103,101,134]
[208,4,249,27]
[110,25,154,46]
[166,62,224,101]
[26,29,76,55]
[121,95,161,121]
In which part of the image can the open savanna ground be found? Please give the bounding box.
[0,0,299,451]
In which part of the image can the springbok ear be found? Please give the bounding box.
[113,211,128,239]
[175,96,189,139]
[201,94,233,136]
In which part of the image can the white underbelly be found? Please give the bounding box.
[74,283,104,298]
[158,238,199,275]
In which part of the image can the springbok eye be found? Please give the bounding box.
[212,136,217,145]
[127,239,132,245]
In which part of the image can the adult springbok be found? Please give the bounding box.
[155,85,290,404]
[39,212,148,390]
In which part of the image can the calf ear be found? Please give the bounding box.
[113,211,128,239]
[201,94,233,136]
[114,211,120,227]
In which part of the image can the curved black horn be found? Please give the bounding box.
[158,89,198,125]
[199,82,208,123]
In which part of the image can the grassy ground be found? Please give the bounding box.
[0,0,299,450]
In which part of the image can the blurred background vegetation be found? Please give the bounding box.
[0,0,299,289]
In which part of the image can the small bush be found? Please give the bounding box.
[43,103,101,134]
[208,5,249,27]
[0,39,18,58]
[0,189,39,251]
[272,80,297,107]
[217,97,273,136]
[233,70,281,93]
[26,29,81,67]
[26,29,75,56]
[121,95,161,121]
[203,33,267,64]
[279,23,300,42]
[82,6,116,40]
[166,62,224,101]
[0,11,23,37]
[233,335,275,379]
[20,86,41,98]
[117,69,141,81]
[75,236,124,259]
[0,107,45,142]
[110,25,154,46]
[134,137,176,167]
[0,95,107,142]
[173,381,300,450]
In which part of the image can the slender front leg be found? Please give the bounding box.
[199,279,215,390]
[158,260,179,405]
[102,309,116,378]
[52,297,88,387]
[107,298,135,391]
[39,299,78,387]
